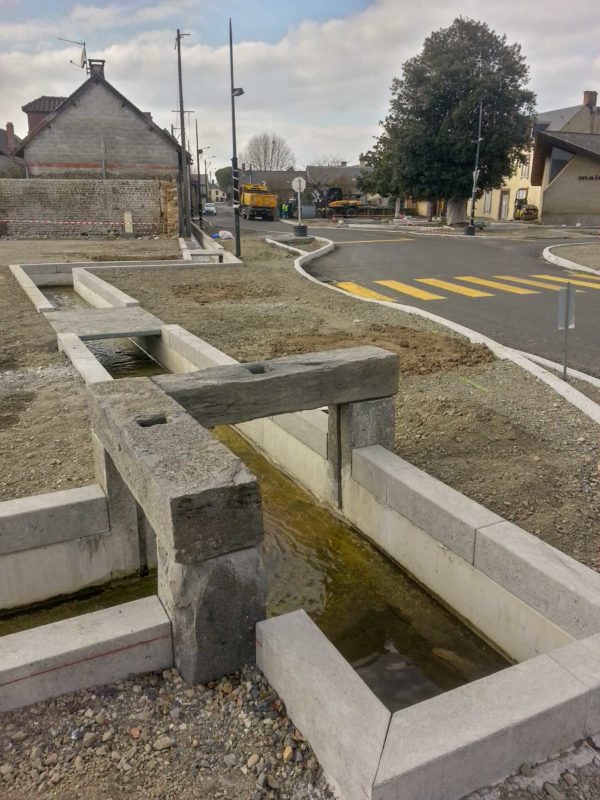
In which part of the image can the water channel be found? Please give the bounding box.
[2,282,510,711]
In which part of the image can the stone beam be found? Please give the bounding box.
[152,346,398,427]
[87,378,263,564]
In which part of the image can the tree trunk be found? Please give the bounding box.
[394,196,402,219]
[445,197,468,226]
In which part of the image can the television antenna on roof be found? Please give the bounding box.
[57,38,88,73]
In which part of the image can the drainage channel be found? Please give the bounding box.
[8,282,510,711]
[43,287,164,378]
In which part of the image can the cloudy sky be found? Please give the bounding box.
[1,0,599,173]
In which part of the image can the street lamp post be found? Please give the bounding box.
[465,100,483,236]
[229,18,243,259]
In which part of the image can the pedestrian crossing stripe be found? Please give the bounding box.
[335,282,396,302]
[416,278,492,297]
[570,273,600,281]
[376,280,445,300]
[454,276,538,294]
[532,275,600,290]
[493,275,563,291]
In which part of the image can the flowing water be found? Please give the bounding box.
[43,287,164,378]
[12,284,510,711]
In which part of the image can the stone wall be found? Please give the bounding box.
[23,79,180,180]
[541,152,600,226]
[0,178,178,238]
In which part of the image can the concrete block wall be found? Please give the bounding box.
[0,485,144,610]
[0,178,178,237]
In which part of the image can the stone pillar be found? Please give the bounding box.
[328,397,395,508]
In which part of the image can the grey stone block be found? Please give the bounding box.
[159,542,265,683]
[475,520,600,637]
[256,610,390,800]
[354,447,501,563]
[154,346,398,427]
[373,654,590,800]
[549,633,600,735]
[88,378,263,563]
[0,485,109,555]
[73,268,139,308]
[47,307,165,340]
[351,445,413,505]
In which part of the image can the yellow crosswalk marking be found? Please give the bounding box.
[336,282,396,302]
[416,278,492,297]
[570,272,600,281]
[455,276,538,294]
[532,275,600,290]
[493,275,563,291]
[376,280,445,300]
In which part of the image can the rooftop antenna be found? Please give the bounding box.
[58,38,88,73]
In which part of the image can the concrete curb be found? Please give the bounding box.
[543,243,600,276]
[293,241,600,425]
[73,268,140,309]
[0,597,173,712]
[57,332,113,384]
[512,349,600,388]
[9,264,56,312]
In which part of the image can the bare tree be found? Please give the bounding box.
[240,132,295,171]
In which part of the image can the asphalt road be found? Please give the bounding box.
[206,207,600,376]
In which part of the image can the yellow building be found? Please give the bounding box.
[475,90,599,222]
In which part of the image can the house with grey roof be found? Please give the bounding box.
[0,123,24,177]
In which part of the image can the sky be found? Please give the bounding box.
[1,0,600,173]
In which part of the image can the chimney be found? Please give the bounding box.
[583,90,597,108]
[6,122,15,150]
[341,161,347,167]
[88,59,106,78]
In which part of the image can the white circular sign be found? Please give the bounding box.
[291,176,307,192]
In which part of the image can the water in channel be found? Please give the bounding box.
[26,285,510,711]
[43,286,164,378]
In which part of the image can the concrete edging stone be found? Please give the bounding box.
[543,243,600,276]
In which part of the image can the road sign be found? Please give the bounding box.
[291,176,306,193]
[557,285,575,330]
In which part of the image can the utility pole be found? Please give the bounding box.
[195,118,203,227]
[465,100,483,236]
[229,18,243,259]
[176,28,191,237]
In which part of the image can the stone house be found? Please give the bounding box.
[0,123,25,177]
[12,60,182,180]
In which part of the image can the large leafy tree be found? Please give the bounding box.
[360,18,536,220]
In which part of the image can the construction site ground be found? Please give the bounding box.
[2,233,600,799]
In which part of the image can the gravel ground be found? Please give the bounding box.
[554,243,600,269]
[0,667,334,800]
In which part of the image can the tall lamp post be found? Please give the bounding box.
[175,29,192,238]
[465,100,483,236]
[229,18,243,259]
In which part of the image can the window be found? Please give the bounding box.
[516,188,528,201]
[520,157,529,179]
[483,191,492,213]
[549,146,574,183]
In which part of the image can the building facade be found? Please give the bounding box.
[475,90,599,223]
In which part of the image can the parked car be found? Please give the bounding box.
[204,202,217,215]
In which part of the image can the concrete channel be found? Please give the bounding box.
[4,250,600,800]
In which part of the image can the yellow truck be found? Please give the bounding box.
[240,183,277,221]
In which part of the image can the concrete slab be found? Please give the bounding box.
[373,655,590,800]
[351,445,502,562]
[88,378,263,564]
[47,307,165,340]
[9,264,55,313]
[256,610,391,800]
[549,633,600,735]
[475,520,600,638]
[0,484,109,555]
[0,596,172,712]
[57,332,112,384]
[154,346,398,427]
[73,268,139,308]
